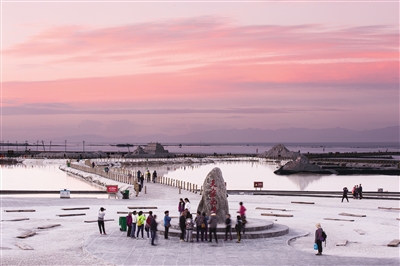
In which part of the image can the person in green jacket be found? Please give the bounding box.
[136,211,146,239]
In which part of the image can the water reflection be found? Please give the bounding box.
[285,175,323,191]
[1,161,399,192]
[1,164,100,191]
[158,161,399,192]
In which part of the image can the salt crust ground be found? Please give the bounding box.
[1,159,399,265]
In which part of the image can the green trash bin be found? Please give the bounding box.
[123,190,129,199]
[119,216,127,231]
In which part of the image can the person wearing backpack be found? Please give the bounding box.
[314,223,326,255]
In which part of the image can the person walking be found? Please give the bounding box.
[130,211,137,238]
[178,198,185,215]
[126,212,133,237]
[179,210,187,242]
[194,211,205,242]
[224,214,233,241]
[150,214,158,246]
[237,202,247,234]
[164,211,171,240]
[208,211,218,243]
[137,170,141,182]
[314,223,324,255]
[342,187,349,202]
[136,211,146,239]
[235,215,243,243]
[98,207,106,235]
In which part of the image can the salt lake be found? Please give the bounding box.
[1,159,399,192]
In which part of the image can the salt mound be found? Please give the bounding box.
[281,154,322,171]
[259,143,299,160]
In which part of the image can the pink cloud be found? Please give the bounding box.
[4,19,397,68]
[2,17,398,126]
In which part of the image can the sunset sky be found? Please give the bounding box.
[1,1,399,141]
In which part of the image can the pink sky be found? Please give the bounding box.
[1,1,399,141]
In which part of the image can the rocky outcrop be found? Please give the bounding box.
[259,143,299,160]
[197,167,229,223]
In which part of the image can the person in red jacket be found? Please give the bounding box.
[145,211,153,239]
[237,202,247,234]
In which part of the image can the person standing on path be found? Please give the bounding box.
[342,187,349,202]
[150,214,158,246]
[98,207,106,235]
[202,212,209,241]
[194,211,205,242]
[178,198,185,215]
[130,211,137,238]
[184,198,191,214]
[358,184,363,199]
[314,223,324,255]
[134,180,140,197]
[237,202,247,234]
[126,212,133,237]
[185,214,194,242]
[208,211,218,243]
[139,174,144,189]
[146,170,151,182]
[145,211,153,239]
[136,211,146,239]
[224,214,232,241]
[152,170,157,183]
[163,211,171,240]
[235,215,242,243]
[353,185,359,199]
[179,210,187,242]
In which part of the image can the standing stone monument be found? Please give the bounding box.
[197,167,229,223]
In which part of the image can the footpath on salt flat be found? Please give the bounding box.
[1,180,399,266]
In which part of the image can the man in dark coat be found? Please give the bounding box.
[179,210,187,242]
[341,187,349,202]
[208,211,218,243]
[150,214,158,246]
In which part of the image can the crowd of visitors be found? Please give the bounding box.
[108,200,247,246]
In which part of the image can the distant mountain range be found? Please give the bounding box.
[48,126,399,143]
